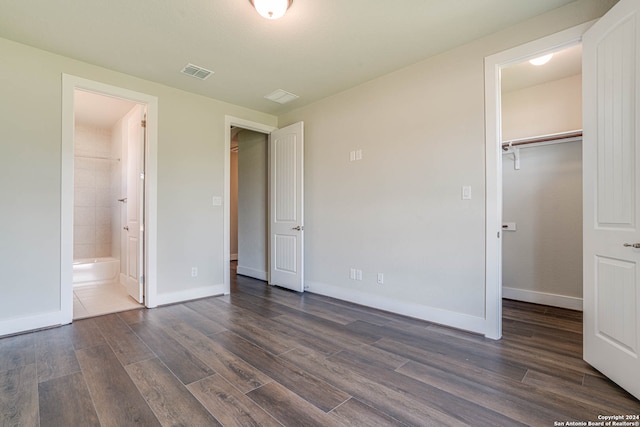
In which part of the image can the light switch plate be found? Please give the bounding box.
[212,196,223,206]
[462,186,472,200]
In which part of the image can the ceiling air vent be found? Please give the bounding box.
[181,63,213,80]
[264,89,299,104]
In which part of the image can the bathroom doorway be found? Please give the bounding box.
[71,90,145,319]
[61,74,159,323]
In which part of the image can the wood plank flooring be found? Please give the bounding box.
[1,272,638,426]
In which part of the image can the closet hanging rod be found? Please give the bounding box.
[75,155,120,161]
[502,130,582,151]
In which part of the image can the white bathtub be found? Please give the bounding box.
[73,257,120,286]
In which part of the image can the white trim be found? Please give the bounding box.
[0,311,66,338]
[224,116,277,296]
[484,22,592,340]
[306,281,486,335]
[61,74,159,327]
[155,284,226,306]
[503,287,583,311]
[236,266,268,281]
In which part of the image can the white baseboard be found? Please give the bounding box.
[503,287,583,311]
[237,266,267,281]
[230,253,238,261]
[155,284,226,306]
[0,311,69,338]
[305,281,486,335]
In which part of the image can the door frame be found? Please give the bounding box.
[483,22,591,340]
[61,74,159,323]
[224,116,277,294]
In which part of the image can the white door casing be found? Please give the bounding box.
[124,105,145,303]
[61,75,158,326]
[269,122,304,292]
[583,0,640,400]
[484,23,588,340]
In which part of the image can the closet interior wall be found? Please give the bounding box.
[501,73,583,310]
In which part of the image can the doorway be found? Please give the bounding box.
[500,44,583,311]
[483,23,590,339]
[61,75,159,323]
[71,90,145,319]
[230,127,269,282]
[224,117,305,294]
[224,117,276,293]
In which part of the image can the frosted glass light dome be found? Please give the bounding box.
[251,0,292,20]
[529,53,553,66]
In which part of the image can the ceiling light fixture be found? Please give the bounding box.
[250,0,293,20]
[529,53,553,66]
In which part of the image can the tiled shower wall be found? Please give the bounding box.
[74,124,120,260]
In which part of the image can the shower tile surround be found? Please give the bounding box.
[74,125,121,260]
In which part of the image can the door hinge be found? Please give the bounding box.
[140,275,145,285]
[141,119,146,128]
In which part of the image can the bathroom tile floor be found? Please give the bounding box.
[73,281,143,319]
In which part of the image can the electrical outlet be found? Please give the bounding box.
[350,268,356,280]
[377,273,384,284]
[191,267,198,277]
[356,269,363,281]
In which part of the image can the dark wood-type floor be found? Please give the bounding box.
[1,271,639,426]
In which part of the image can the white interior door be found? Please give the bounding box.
[583,0,640,400]
[269,122,304,292]
[124,105,145,303]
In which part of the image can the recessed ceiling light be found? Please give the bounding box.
[264,89,299,104]
[181,63,214,80]
[529,53,553,66]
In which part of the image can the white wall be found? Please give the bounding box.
[0,36,276,335]
[277,0,614,332]
[237,130,268,280]
[501,74,583,310]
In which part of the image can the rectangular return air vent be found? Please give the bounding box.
[181,63,214,80]
[264,89,299,104]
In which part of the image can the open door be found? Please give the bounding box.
[124,105,145,303]
[583,0,640,400]
[269,122,304,292]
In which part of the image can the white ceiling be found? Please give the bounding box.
[502,44,582,93]
[75,90,137,128]
[0,0,580,115]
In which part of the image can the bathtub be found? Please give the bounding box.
[73,257,120,286]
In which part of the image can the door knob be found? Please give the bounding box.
[623,243,640,248]
[291,226,304,231]
[123,226,129,231]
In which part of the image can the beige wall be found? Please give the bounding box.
[278,0,614,328]
[502,74,582,141]
[0,37,276,331]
